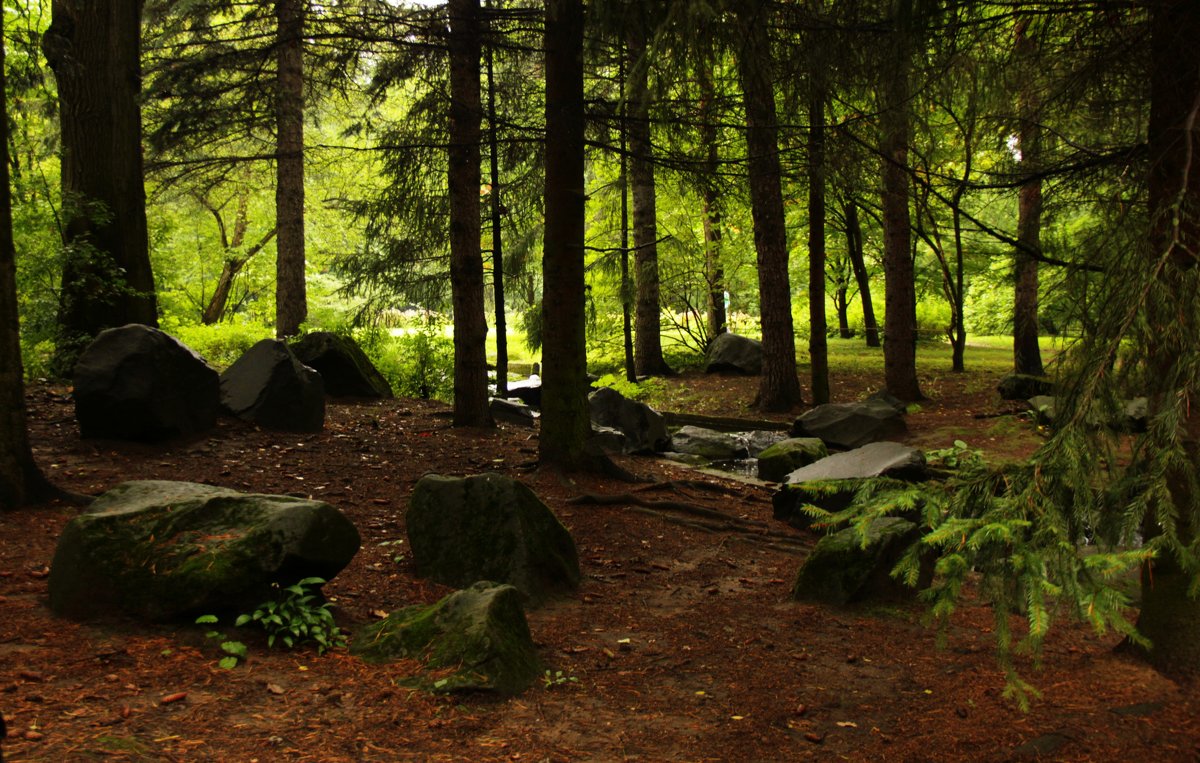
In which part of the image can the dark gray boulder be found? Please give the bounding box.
[289,331,393,399]
[669,426,748,460]
[773,442,926,529]
[742,430,789,457]
[1122,397,1148,433]
[998,373,1054,401]
[351,582,541,694]
[790,399,907,450]
[588,424,628,454]
[221,339,325,432]
[407,473,580,605]
[73,325,220,441]
[588,387,669,454]
[490,397,539,427]
[755,437,829,482]
[791,518,925,605]
[48,480,360,621]
[505,376,542,408]
[705,332,762,375]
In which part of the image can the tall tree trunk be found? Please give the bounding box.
[699,59,726,340]
[735,1,803,412]
[43,0,156,369]
[879,0,923,401]
[274,0,306,339]
[539,0,591,469]
[1133,0,1200,678]
[808,77,830,405]
[1,11,55,509]
[844,198,880,347]
[619,54,636,383]
[485,31,508,397]
[626,23,671,376]
[448,0,491,427]
[950,206,966,372]
[1013,15,1044,376]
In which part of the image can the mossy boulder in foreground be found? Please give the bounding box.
[756,437,829,482]
[351,581,541,694]
[49,480,360,621]
[407,473,580,605]
[791,517,924,606]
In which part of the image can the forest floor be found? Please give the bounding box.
[3,359,1200,762]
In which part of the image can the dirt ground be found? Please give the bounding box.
[2,366,1199,762]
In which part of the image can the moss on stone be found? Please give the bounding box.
[351,582,541,694]
[791,518,920,605]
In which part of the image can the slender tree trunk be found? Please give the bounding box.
[879,0,923,401]
[202,226,277,325]
[735,1,803,412]
[844,198,880,347]
[274,0,306,339]
[1,11,55,509]
[448,0,491,427]
[1133,0,1200,678]
[626,24,671,376]
[1013,16,1044,376]
[619,54,636,384]
[486,31,508,397]
[808,77,830,405]
[43,0,156,369]
[950,206,966,372]
[835,281,851,338]
[699,60,726,340]
[539,0,591,469]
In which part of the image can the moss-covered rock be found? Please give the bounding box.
[351,582,541,694]
[49,481,360,621]
[756,438,829,482]
[791,518,921,605]
[407,474,580,605]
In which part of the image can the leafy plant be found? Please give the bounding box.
[236,577,346,654]
[542,669,578,689]
[925,440,983,471]
[593,373,666,401]
[195,614,249,669]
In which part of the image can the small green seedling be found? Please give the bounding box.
[542,669,579,689]
[236,577,345,654]
[195,614,248,669]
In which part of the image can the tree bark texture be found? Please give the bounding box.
[700,61,726,341]
[879,0,923,401]
[447,0,492,427]
[844,198,880,347]
[274,0,306,338]
[626,24,671,377]
[736,1,803,412]
[43,0,156,361]
[1134,0,1200,678]
[486,37,509,397]
[539,0,591,469]
[808,79,830,405]
[1,10,53,508]
[1013,15,1044,376]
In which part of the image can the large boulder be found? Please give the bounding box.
[743,430,789,457]
[790,399,907,450]
[407,474,580,605]
[791,518,925,605]
[588,387,669,454]
[221,339,325,432]
[705,332,762,375]
[505,376,542,408]
[289,332,393,399]
[48,481,360,621]
[73,325,220,441]
[756,437,829,482]
[669,426,748,461]
[351,582,541,694]
[490,397,539,427]
[773,442,927,529]
[998,373,1054,401]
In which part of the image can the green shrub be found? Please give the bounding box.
[236,577,345,654]
[373,325,454,402]
[168,321,272,369]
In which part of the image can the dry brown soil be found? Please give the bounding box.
[2,368,1198,762]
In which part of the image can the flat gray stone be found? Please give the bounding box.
[784,442,926,484]
[669,426,748,460]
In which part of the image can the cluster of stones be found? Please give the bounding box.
[72,325,394,441]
